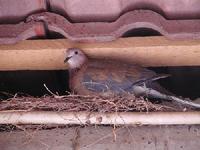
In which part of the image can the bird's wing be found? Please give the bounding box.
[91,59,168,84]
[129,73,170,86]
[79,59,169,94]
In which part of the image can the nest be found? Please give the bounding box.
[0,94,178,112]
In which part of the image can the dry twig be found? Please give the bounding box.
[0,94,176,112]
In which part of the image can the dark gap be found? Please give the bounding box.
[46,0,51,12]
[148,66,200,100]
[27,36,46,40]
[47,31,65,39]
[0,70,69,99]
[28,31,65,40]
[122,28,162,37]
[0,67,200,100]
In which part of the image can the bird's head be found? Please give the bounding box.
[64,48,87,69]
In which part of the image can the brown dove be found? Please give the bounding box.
[63,48,200,108]
[64,48,170,97]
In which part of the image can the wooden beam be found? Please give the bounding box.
[0,36,200,70]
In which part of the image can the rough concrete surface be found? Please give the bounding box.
[0,125,200,150]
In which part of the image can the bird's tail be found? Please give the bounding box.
[132,74,170,86]
[133,85,200,109]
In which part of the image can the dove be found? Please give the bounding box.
[64,48,200,108]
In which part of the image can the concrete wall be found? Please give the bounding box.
[0,125,200,150]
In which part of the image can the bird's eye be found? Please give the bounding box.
[75,51,78,55]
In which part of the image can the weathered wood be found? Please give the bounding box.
[0,36,200,70]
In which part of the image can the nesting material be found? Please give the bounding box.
[0,94,198,126]
[0,94,177,112]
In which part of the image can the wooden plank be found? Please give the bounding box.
[0,36,200,70]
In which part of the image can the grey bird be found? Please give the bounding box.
[64,48,200,108]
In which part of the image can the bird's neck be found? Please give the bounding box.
[69,59,88,75]
[68,61,88,92]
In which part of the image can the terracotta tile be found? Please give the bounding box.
[0,0,46,23]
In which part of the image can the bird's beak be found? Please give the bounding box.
[64,56,72,63]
